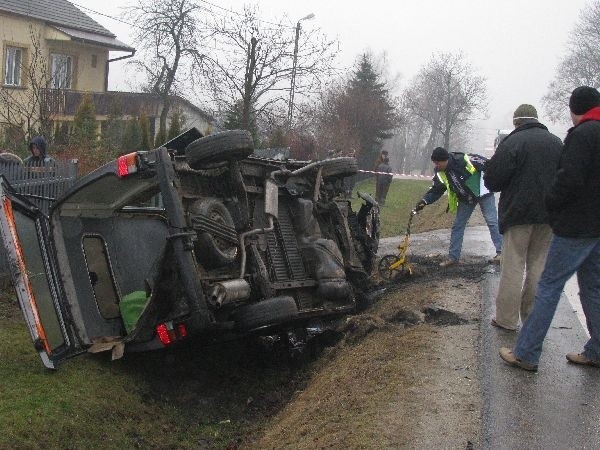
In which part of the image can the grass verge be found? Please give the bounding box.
[350,177,465,238]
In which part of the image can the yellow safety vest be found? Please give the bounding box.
[436,154,477,214]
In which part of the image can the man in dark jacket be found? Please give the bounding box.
[23,136,55,166]
[375,156,393,205]
[416,147,502,267]
[484,104,563,331]
[500,86,600,372]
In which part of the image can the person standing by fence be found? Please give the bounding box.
[22,136,55,203]
[23,136,55,166]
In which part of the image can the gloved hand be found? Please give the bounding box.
[415,200,426,212]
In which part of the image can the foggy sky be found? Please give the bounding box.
[74,0,587,150]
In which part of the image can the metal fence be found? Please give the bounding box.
[0,160,78,278]
[0,160,78,215]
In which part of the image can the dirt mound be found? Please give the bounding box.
[249,259,486,448]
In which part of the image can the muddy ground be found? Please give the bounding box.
[245,255,489,449]
[241,206,490,448]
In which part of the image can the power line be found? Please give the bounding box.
[70,2,138,28]
[194,0,294,29]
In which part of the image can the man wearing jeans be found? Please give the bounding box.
[500,86,600,371]
[415,147,503,267]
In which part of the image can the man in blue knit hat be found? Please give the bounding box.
[500,86,600,372]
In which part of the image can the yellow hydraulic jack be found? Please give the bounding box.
[378,209,417,281]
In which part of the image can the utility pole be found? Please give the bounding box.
[243,37,257,131]
[287,13,314,129]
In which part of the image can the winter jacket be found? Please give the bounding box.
[483,122,562,234]
[23,136,55,166]
[546,107,600,238]
[376,162,393,187]
[422,152,489,209]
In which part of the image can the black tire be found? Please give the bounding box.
[320,157,358,178]
[189,198,238,269]
[233,296,299,331]
[185,130,254,169]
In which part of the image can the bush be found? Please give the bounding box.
[71,94,97,147]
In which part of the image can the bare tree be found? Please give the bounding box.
[125,0,204,143]
[0,27,56,148]
[543,1,600,122]
[203,5,339,133]
[403,52,487,172]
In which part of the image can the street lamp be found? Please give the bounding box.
[287,13,315,129]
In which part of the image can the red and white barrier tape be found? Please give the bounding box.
[357,169,431,178]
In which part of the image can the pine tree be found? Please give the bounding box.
[71,94,97,147]
[344,54,398,169]
[154,128,167,148]
[122,118,142,152]
[223,100,259,146]
[103,97,125,155]
[139,111,152,150]
[167,109,185,140]
[54,122,69,146]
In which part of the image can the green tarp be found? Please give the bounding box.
[119,291,148,334]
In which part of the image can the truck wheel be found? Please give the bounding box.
[189,198,238,269]
[233,296,299,331]
[185,130,254,169]
[320,157,358,178]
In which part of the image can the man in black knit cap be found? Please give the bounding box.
[500,86,600,372]
[415,146,502,267]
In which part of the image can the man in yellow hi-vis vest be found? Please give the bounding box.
[415,147,503,267]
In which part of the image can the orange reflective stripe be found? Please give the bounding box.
[2,198,51,353]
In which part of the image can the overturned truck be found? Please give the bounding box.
[0,129,380,369]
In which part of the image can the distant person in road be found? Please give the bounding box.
[375,156,393,205]
[23,136,55,166]
[415,147,502,267]
[484,104,563,331]
[500,86,600,372]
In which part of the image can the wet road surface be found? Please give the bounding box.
[380,225,600,448]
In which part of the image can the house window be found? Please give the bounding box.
[4,46,23,86]
[50,53,72,89]
[91,54,97,68]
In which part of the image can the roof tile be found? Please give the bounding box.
[0,0,114,37]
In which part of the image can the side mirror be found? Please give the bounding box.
[264,178,279,219]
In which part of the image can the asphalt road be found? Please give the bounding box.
[380,225,600,448]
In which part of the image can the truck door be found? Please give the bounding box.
[0,177,83,368]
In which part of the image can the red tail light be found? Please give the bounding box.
[156,323,171,345]
[156,321,188,346]
[117,153,138,177]
[178,323,188,338]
